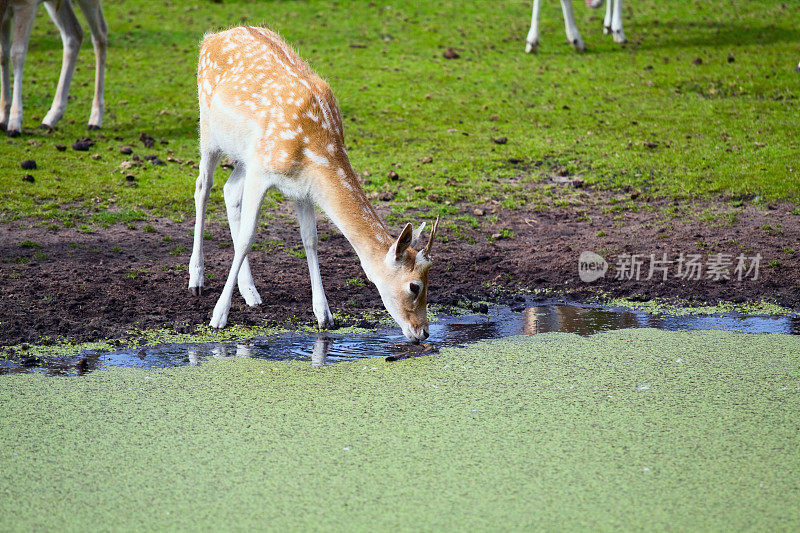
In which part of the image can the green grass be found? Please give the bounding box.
[0,0,798,225]
[1,329,799,530]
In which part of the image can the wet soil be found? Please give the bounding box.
[1,191,799,347]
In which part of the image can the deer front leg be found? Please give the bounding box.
[210,172,268,329]
[188,145,220,296]
[525,0,542,53]
[223,163,262,307]
[560,0,586,51]
[41,1,83,130]
[75,0,107,129]
[7,2,37,136]
[294,197,334,329]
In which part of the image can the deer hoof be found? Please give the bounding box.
[318,315,334,330]
[7,129,20,137]
[88,124,101,131]
[190,286,203,296]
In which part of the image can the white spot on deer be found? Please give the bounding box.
[303,148,329,167]
[279,129,298,140]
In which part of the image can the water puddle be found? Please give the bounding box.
[3,301,799,375]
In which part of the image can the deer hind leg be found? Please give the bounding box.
[560,0,586,51]
[6,1,37,136]
[223,162,262,307]
[603,0,613,34]
[188,133,220,296]
[0,15,11,130]
[41,0,83,130]
[74,0,106,129]
[294,197,334,329]
[210,170,270,329]
[525,0,542,53]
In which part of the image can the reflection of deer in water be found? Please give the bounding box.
[521,305,639,335]
[188,343,252,365]
[310,335,331,366]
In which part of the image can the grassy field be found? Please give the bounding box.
[0,0,798,226]
[2,329,799,530]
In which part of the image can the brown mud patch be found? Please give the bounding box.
[1,193,798,347]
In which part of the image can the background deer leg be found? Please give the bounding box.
[0,15,11,130]
[525,0,542,53]
[74,0,106,129]
[7,1,36,136]
[560,0,586,51]
[41,0,83,130]
[610,0,626,43]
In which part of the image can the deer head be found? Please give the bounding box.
[371,217,439,343]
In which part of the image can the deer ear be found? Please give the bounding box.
[388,223,413,262]
[411,222,426,249]
[422,216,440,261]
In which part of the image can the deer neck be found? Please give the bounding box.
[312,162,393,282]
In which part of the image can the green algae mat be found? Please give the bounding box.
[2,329,799,530]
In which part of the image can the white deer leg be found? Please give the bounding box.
[223,163,262,306]
[294,197,334,329]
[525,0,542,53]
[75,0,106,129]
[610,0,626,43]
[0,15,11,130]
[6,2,36,136]
[561,0,586,51]
[41,0,83,130]
[188,138,220,296]
[603,0,613,34]
[210,171,269,329]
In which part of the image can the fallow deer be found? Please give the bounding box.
[190,27,437,343]
[0,0,107,136]
[525,0,626,53]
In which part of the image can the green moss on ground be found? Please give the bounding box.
[1,329,799,530]
[603,297,793,316]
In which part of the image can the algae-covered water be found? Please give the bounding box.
[1,328,799,530]
[3,303,798,374]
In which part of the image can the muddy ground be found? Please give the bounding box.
[1,189,799,347]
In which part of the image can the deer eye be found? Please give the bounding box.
[409,282,421,297]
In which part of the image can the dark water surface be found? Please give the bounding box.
[3,302,799,375]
